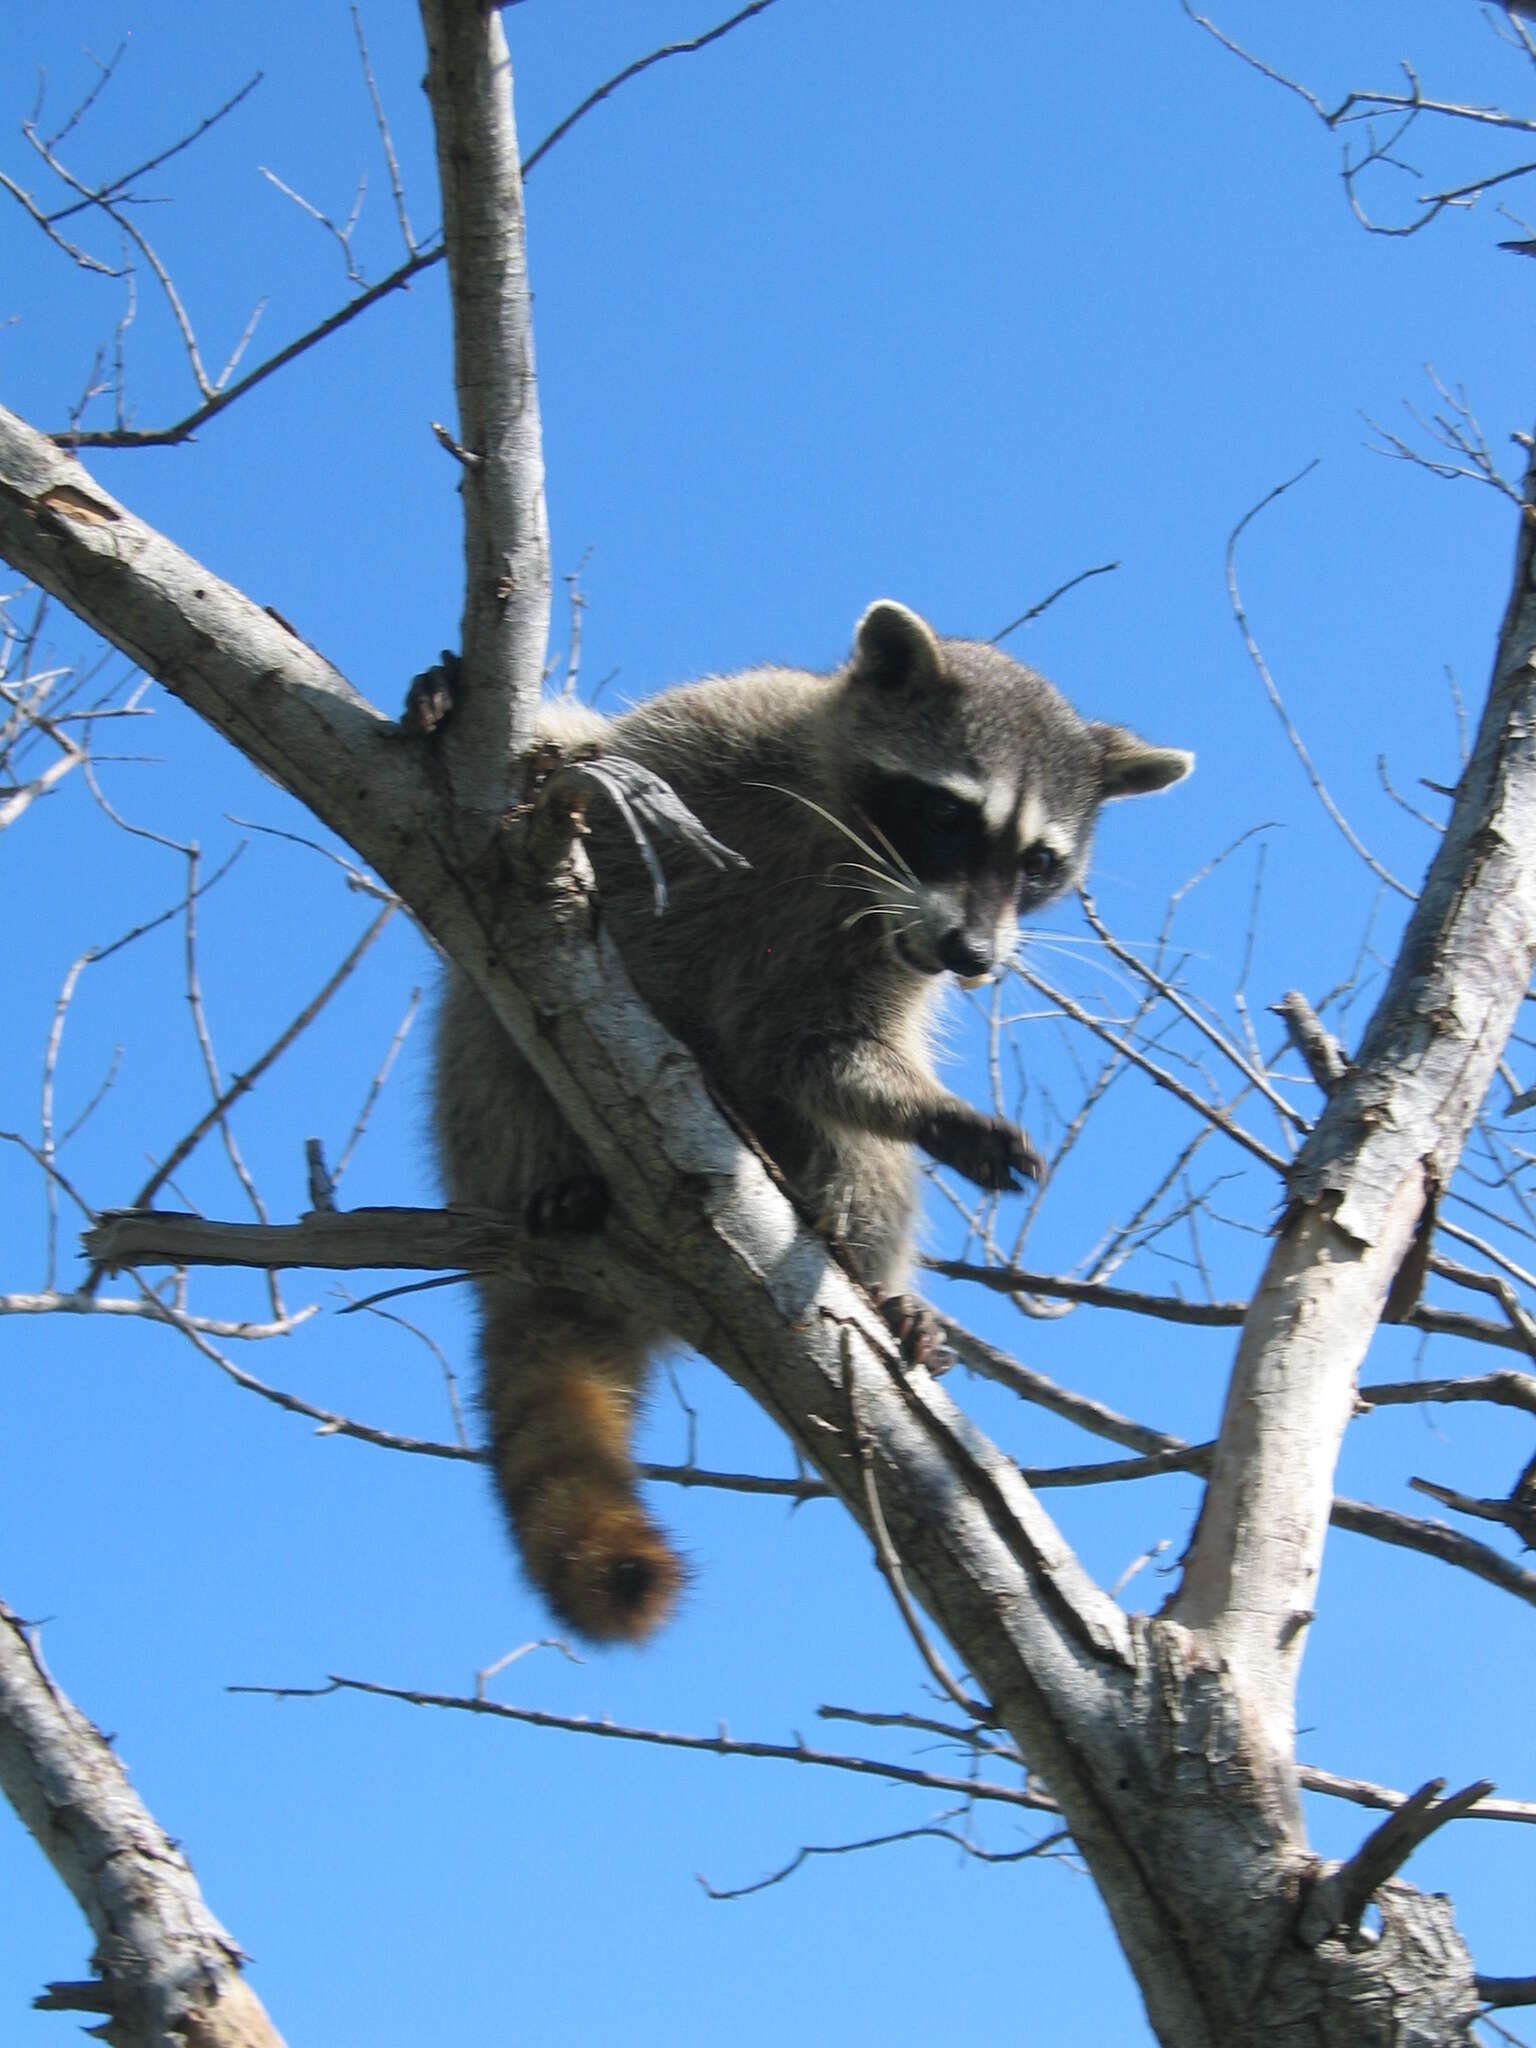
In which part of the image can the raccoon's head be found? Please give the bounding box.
[826,600,1193,982]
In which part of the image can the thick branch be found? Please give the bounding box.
[0,1600,283,2048]
[419,0,549,826]
[1174,440,1536,1739]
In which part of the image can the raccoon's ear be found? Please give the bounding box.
[1093,724,1195,801]
[851,601,943,690]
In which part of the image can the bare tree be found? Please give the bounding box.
[2,6,1534,2043]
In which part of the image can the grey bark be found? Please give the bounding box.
[1175,457,1536,1741]
[0,1601,285,2048]
[419,0,549,833]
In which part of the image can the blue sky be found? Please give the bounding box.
[3,4,1534,2041]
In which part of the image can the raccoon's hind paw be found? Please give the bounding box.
[401,648,460,735]
[525,1173,611,1236]
[874,1290,943,1368]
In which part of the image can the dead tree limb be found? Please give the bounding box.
[0,1600,284,2048]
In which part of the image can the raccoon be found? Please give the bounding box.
[433,600,1192,1643]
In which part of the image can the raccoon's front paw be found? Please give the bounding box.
[526,1173,610,1236]
[918,1107,1043,1194]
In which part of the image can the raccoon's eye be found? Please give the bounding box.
[922,790,967,834]
[860,772,981,878]
[1020,842,1060,887]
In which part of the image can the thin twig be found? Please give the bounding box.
[520,0,781,179]
[351,5,415,254]
[0,1289,316,1341]
[1078,889,1308,1132]
[47,71,263,224]
[1014,965,1286,1170]
[1225,464,1414,900]
[990,561,1119,644]
[229,1675,1041,1810]
[26,118,215,396]
[331,986,420,1188]
[50,4,782,447]
[182,843,284,1319]
[118,901,397,1228]
[698,1818,1066,1899]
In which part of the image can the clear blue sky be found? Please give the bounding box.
[3,4,1533,2041]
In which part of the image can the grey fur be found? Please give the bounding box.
[433,600,1192,1639]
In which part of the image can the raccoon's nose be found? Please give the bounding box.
[937,928,994,978]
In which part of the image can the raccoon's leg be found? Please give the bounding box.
[478,1280,683,1644]
[797,1037,1043,1192]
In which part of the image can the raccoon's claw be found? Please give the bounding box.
[526,1173,611,1236]
[988,1121,1045,1193]
[919,1107,1044,1194]
[874,1290,942,1367]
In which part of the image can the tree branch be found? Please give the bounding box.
[419,0,549,825]
[1174,436,1536,1737]
[230,1674,1046,1814]
[0,1599,284,2047]
[1297,1778,1496,1947]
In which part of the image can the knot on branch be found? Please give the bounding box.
[1272,990,1347,1093]
[1270,1879,1481,2041]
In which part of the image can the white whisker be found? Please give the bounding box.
[1014,933,1142,1001]
[747,782,906,884]
[833,859,916,894]
[840,903,909,933]
[821,865,916,903]
[854,807,919,887]
[823,878,889,902]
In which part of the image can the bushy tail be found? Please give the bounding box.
[480,1289,682,1644]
